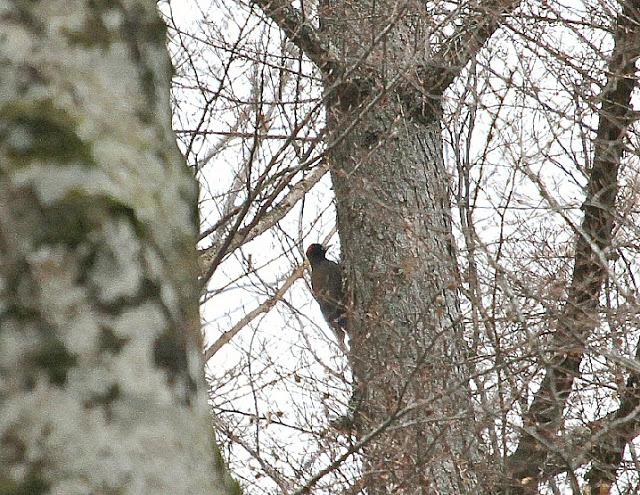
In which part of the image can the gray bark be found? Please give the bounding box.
[252,0,525,490]
[322,3,484,493]
[329,91,482,495]
[0,2,237,494]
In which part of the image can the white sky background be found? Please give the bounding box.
[161,2,354,492]
[160,0,640,493]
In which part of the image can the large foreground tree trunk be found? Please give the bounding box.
[0,3,236,494]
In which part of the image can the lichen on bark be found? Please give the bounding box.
[0,2,236,494]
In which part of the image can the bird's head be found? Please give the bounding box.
[306,243,327,263]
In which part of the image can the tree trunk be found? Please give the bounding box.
[0,3,236,494]
[323,3,483,493]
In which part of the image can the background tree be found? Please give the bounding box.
[183,0,640,490]
[250,0,519,492]
[0,2,238,494]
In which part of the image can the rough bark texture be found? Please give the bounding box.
[322,2,483,493]
[0,2,237,494]
[331,109,481,494]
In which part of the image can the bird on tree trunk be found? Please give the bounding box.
[305,244,347,350]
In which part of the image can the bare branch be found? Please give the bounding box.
[198,156,328,276]
[504,1,640,490]
[585,339,640,493]
[204,265,305,362]
[426,0,523,95]
[253,0,341,75]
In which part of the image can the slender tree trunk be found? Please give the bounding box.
[323,3,483,493]
[0,3,237,494]
[503,1,640,491]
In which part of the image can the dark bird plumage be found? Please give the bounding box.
[306,244,347,349]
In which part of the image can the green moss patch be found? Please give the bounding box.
[2,100,94,167]
[28,337,78,386]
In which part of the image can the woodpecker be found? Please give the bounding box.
[306,244,347,349]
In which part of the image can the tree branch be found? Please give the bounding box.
[585,340,640,493]
[203,265,305,362]
[253,0,341,75]
[198,157,328,276]
[425,0,523,95]
[495,343,640,486]
[503,0,640,490]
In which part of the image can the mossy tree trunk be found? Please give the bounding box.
[0,2,237,494]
